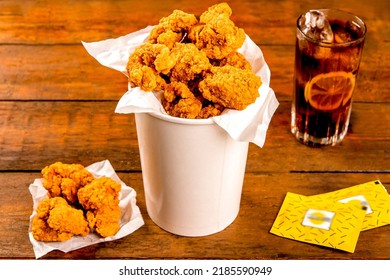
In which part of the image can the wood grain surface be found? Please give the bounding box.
[0,0,389,259]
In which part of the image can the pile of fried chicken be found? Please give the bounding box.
[127,3,262,119]
[31,162,121,242]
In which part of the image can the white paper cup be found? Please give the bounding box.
[135,112,249,236]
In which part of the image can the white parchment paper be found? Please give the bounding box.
[82,26,279,147]
[28,160,144,259]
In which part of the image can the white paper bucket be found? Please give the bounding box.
[135,112,249,237]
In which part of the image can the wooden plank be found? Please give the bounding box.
[0,0,388,45]
[0,100,139,171]
[1,172,389,259]
[1,101,389,172]
[1,42,388,101]
[0,1,304,45]
[0,44,128,101]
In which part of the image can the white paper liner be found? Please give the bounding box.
[28,159,144,259]
[82,26,279,147]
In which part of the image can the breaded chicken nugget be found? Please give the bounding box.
[77,177,121,237]
[199,65,261,110]
[169,43,211,83]
[126,43,176,91]
[41,162,94,204]
[188,3,246,59]
[32,197,89,242]
[212,51,252,71]
[197,102,225,119]
[162,81,202,119]
[148,9,198,49]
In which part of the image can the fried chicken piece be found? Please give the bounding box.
[77,177,121,237]
[197,102,225,119]
[41,162,94,204]
[188,3,246,59]
[126,43,176,91]
[162,81,202,119]
[212,51,252,70]
[170,43,211,83]
[32,197,89,242]
[199,65,261,110]
[148,10,198,49]
[152,30,183,50]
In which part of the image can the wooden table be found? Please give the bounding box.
[1,0,389,260]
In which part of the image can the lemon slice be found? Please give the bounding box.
[304,71,355,111]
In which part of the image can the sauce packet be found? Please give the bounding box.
[270,192,366,253]
[308,180,390,231]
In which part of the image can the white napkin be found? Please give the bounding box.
[28,159,144,259]
[82,26,279,147]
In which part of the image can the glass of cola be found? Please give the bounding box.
[291,9,366,146]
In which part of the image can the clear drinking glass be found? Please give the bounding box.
[291,9,366,146]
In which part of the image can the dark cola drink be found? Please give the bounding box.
[291,9,366,146]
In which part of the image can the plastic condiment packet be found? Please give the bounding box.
[82,26,279,147]
[28,159,144,259]
[308,180,390,231]
[270,192,366,253]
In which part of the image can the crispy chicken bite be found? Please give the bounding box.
[32,197,89,242]
[197,102,225,119]
[200,2,233,22]
[199,65,261,110]
[41,162,94,204]
[212,51,252,71]
[126,43,176,91]
[125,3,259,119]
[188,3,246,59]
[77,177,121,237]
[148,10,198,49]
[162,81,202,119]
[170,43,211,83]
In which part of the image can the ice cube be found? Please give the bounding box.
[300,10,334,43]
